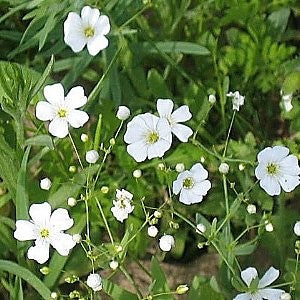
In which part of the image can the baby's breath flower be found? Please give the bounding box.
[50,292,58,299]
[239,163,245,171]
[157,163,165,170]
[148,225,158,237]
[246,204,257,215]
[87,273,102,291]
[101,186,109,194]
[80,133,88,142]
[159,234,175,252]
[40,178,52,190]
[265,222,274,232]
[109,260,119,270]
[69,165,76,173]
[175,163,185,172]
[111,189,134,222]
[133,169,142,178]
[281,292,292,300]
[218,162,229,174]
[72,234,82,243]
[294,221,300,236]
[176,284,189,295]
[200,156,205,163]
[116,106,130,120]
[227,91,245,111]
[208,94,216,104]
[67,197,77,207]
[40,266,49,275]
[86,150,99,164]
[154,211,162,218]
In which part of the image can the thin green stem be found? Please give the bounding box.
[222,110,236,158]
[68,133,83,169]
[120,266,143,299]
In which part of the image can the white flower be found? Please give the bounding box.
[218,162,229,174]
[111,189,134,222]
[196,223,206,234]
[133,169,142,178]
[87,273,102,291]
[246,204,257,215]
[227,91,245,111]
[265,222,274,232]
[157,98,193,142]
[148,225,158,237]
[159,234,175,252]
[36,83,89,138]
[154,211,162,218]
[175,163,185,173]
[50,292,58,299]
[109,260,119,270]
[294,221,300,236]
[281,92,293,112]
[14,202,76,264]
[81,133,88,142]
[233,266,284,300]
[67,197,77,207]
[281,292,292,300]
[172,163,211,205]
[124,113,172,162]
[40,178,52,190]
[116,106,130,120]
[86,150,99,164]
[64,6,110,56]
[255,146,300,196]
[208,94,216,104]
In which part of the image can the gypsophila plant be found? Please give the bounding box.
[0,0,299,299]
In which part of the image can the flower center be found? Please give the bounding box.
[84,27,95,38]
[147,131,159,144]
[266,163,278,175]
[40,228,49,238]
[183,177,194,189]
[57,108,67,118]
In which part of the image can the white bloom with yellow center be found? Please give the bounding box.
[111,189,134,222]
[233,267,284,300]
[157,99,193,142]
[36,83,89,138]
[124,113,172,162]
[173,163,211,205]
[64,6,110,56]
[14,202,76,264]
[255,146,300,196]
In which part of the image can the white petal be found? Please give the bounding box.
[272,146,289,161]
[157,98,174,118]
[111,206,128,222]
[50,208,74,231]
[259,176,281,196]
[48,118,69,138]
[192,180,211,196]
[190,163,208,181]
[64,12,82,36]
[14,220,37,241]
[124,116,148,143]
[29,202,52,227]
[65,86,87,109]
[127,141,148,162]
[50,233,76,256]
[258,267,280,288]
[171,105,192,122]
[157,118,172,142]
[87,35,108,55]
[279,155,300,175]
[65,34,87,53]
[179,189,197,205]
[241,267,258,287]
[255,163,268,180]
[43,83,65,106]
[189,191,203,204]
[27,241,50,264]
[258,288,284,299]
[172,178,183,195]
[147,139,171,159]
[257,147,272,163]
[95,15,110,35]
[67,110,89,128]
[81,6,100,26]
[233,293,252,300]
[171,123,193,142]
[36,101,56,121]
[279,174,300,193]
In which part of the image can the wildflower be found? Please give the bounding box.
[14,202,76,264]
[208,94,216,104]
[124,113,172,162]
[86,273,102,291]
[265,222,274,232]
[156,98,193,142]
[69,165,76,173]
[109,260,119,270]
[67,197,77,207]
[255,146,300,196]
[133,169,142,178]
[218,162,229,174]
[172,163,211,205]
[239,163,245,171]
[111,189,134,222]
[233,266,284,300]
[176,285,189,295]
[294,221,300,236]
[36,83,89,138]
[116,106,130,120]
[159,234,175,252]
[86,150,99,164]
[227,91,245,111]
[175,163,185,172]
[154,211,162,218]
[247,204,257,215]
[80,133,88,142]
[280,90,293,112]
[50,292,58,299]
[101,186,109,194]
[64,6,110,56]
[40,178,52,190]
[148,226,158,237]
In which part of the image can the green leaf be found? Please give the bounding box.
[0,260,51,299]
[268,8,290,38]
[282,71,300,94]
[147,68,172,98]
[25,135,54,150]
[102,279,139,300]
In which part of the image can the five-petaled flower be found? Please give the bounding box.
[64,6,110,56]
[14,202,76,264]
[156,98,193,142]
[111,189,134,222]
[233,266,284,300]
[124,113,172,162]
[36,83,89,138]
[255,146,300,196]
[173,163,211,205]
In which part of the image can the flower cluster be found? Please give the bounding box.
[111,189,134,222]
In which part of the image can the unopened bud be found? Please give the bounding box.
[69,165,76,173]
[72,234,82,243]
[80,134,88,142]
[67,197,77,207]
[265,222,274,232]
[109,260,119,270]
[50,292,58,299]
[133,169,142,178]
[157,163,165,170]
[218,162,229,174]
[101,186,109,194]
[208,94,216,104]
[176,284,189,294]
[40,266,49,275]
[246,204,256,214]
[154,211,162,218]
[148,225,158,237]
[110,138,115,146]
[175,163,185,172]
